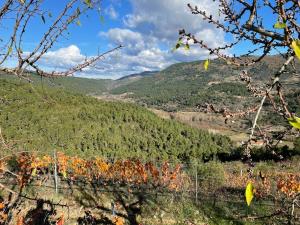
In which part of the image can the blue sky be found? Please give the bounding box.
[1,0,287,79]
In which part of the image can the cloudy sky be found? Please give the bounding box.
[3,0,232,79]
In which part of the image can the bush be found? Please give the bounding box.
[196,161,225,192]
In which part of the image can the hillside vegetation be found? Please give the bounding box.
[2,56,299,115]
[110,56,300,112]
[0,78,232,162]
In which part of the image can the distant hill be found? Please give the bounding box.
[117,71,158,81]
[1,55,299,114]
[0,78,232,162]
[0,71,113,95]
[109,56,300,112]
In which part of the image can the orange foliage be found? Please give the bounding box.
[8,152,186,191]
[16,216,23,225]
[113,216,124,225]
[277,174,300,197]
[56,214,64,225]
[0,200,7,224]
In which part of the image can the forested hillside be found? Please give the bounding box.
[2,56,299,114]
[110,56,300,111]
[0,72,112,95]
[0,78,232,162]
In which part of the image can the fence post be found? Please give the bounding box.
[195,163,198,204]
[54,150,58,194]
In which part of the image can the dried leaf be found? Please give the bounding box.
[57,214,64,225]
[113,216,124,225]
[16,216,23,225]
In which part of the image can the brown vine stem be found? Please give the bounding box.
[0,127,8,150]
[0,183,16,194]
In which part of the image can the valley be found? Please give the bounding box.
[0,56,299,225]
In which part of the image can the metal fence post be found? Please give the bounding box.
[54,150,58,194]
[195,164,198,204]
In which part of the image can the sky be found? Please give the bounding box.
[1,0,282,79]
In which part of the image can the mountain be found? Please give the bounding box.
[2,55,298,115]
[117,71,159,81]
[0,71,113,95]
[0,78,232,162]
[109,56,300,112]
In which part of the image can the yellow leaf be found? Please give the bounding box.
[84,0,92,8]
[184,44,190,51]
[8,46,12,55]
[204,59,209,71]
[288,116,300,129]
[31,168,37,177]
[245,182,254,206]
[62,170,67,178]
[273,21,286,29]
[291,40,300,61]
[76,20,81,26]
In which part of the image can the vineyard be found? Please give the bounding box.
[0,152,298,225]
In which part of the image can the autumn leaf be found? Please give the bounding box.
[17,216,23,225]
[273,21,286,29]
[76,20,81,26]
[184,44,190,51]
[291,40,300,61]
[7,46,12,55]
[113,216,124,225]
[172,39,183,52]
[84,0,92,8]
[57,214,64,225]
[62,170,67,179]
[204,59,209,71]
[31,168,37,177]
[245,182,254,206]
[288,116,300,129]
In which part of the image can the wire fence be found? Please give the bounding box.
[0,153,299,224]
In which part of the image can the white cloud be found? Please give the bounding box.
[96,0,226,78]
[105,5,118,20]
[35,1,227,79]
[124,0,222,44]
[99,28,157,55]
[39,45,85,70]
